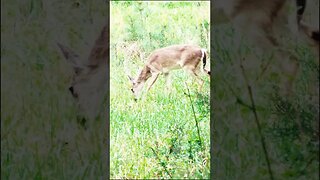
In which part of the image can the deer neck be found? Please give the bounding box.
[136,65,152,84]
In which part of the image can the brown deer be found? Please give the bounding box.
[213,0,319,94]
[213,0,319,49]
[57,25,108,123]
[127,44,210,100]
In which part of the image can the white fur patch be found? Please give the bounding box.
[200,48,207,73]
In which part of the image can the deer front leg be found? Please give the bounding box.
[185,67,204,91]
[146,73,160,92]
[193,72,204,92]
[279,55,299,96]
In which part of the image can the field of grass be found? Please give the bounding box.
[2,0,318,179]
[1,0,108,179]
[212,1,319,179]
[110,2,210,179]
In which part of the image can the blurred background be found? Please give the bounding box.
[1,0,107,178]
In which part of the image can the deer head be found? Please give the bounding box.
[58,25,108,122]
[127,70,149,100]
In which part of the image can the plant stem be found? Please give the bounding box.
[184,82,203,149]
[150,147,172,178]
[240,58,274,180]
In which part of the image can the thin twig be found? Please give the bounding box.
[301,154,316,172]
[183,82,203,148]
[224,79,253,109]
[239,58,274,180]
[255,53,275,82]
[149,147,172,178]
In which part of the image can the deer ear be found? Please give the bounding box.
[57,43,86,72]
[127,75,135,83]
[87,25,108,67]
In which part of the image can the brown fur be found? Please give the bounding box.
[87,25,108,67]
[214,0,319,95]
[129,44,209,99]
[147,45,202,71]
[136,65,152,84]
[58,25,108,120]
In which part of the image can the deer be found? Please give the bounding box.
[57,25,108,126]
[213,0,319,50]
[127,44,210,100]
[212,0,319,95]
[212,0,319,175]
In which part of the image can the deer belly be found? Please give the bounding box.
[161,63,180,73]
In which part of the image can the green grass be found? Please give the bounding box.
[3,0,317,179]
[1,0,108,179]
[110,70,210,179]
[110,1,210,179]
[212,2,319,178]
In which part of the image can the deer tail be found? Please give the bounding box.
[296,0,319,44]
[201,48,210,75]
[296,0,306,24]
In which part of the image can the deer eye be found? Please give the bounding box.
[131,88,134,93]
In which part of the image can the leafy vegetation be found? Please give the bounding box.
[2,0,107,179]
[110,1,210,179]
[212,1,319,178]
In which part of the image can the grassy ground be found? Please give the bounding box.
[212,1,319,179]
[2,0,317,179]
[110,2,210,179]
[1,0,108,179]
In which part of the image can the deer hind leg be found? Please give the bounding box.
[235,11,299,95]
[164,72,172,91]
